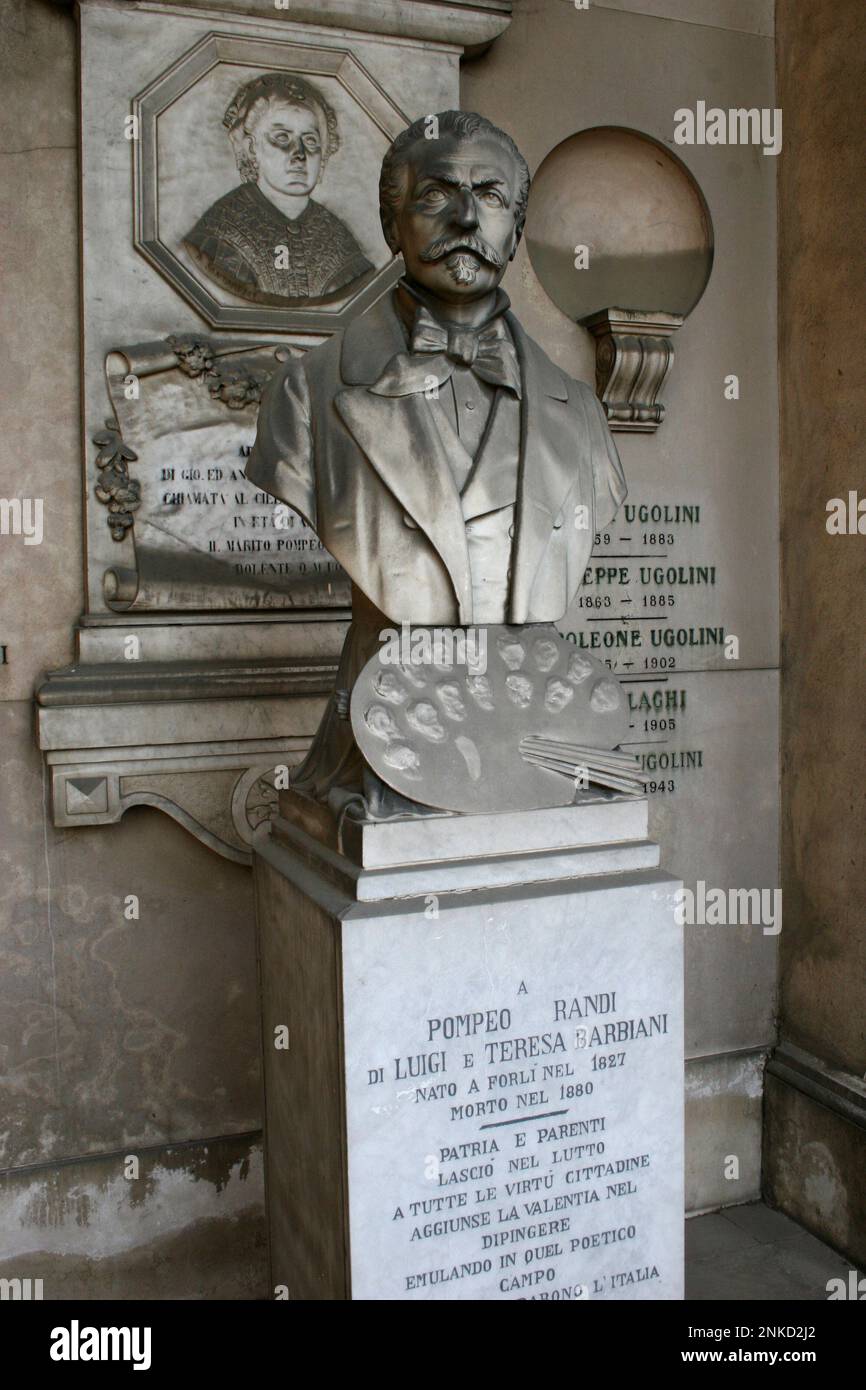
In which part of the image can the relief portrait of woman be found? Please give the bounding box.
[183,72,374,306]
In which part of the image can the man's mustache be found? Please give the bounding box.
[419,234,504,269]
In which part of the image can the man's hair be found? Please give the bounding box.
[379,111,531,253]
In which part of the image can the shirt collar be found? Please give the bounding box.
[395,277,512,341]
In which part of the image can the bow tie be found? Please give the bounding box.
[371,304,522,398]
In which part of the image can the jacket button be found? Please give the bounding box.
[553,515,563,530]
[402,512,419,529]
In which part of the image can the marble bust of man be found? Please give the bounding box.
[183,72,373,306]
[246,109,626,809]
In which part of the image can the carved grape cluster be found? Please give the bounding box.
[92,420,141,541]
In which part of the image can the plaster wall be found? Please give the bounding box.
[0,0,263,1297]
[763,0,866,1268]
[775,0,866,1077]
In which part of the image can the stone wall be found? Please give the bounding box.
[0,0,266,1299]
[764,0,866,1269]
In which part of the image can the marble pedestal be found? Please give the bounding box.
[252,797,683,1301]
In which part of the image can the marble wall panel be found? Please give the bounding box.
[623,667,780,1057]
[464,0,778,672]
[79,2,460,614]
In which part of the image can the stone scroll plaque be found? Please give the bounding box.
[96,336,350,611]
[341,875,683,1301]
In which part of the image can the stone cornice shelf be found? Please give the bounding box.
[767,1041,866,1133]
[36,655,339,865]
[74,0,514,56]
[37,656,339,707]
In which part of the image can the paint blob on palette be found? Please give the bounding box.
[350,625,630,813]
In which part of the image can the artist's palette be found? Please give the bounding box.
[350,625,629,813]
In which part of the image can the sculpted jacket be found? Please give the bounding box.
[246,289,625,624]
[244,289,627,802]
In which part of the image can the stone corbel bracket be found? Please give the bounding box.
[580,308,684,434]
[36,656,338,864]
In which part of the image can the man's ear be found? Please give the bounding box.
[383,220,402,256]
[508,219,525,262]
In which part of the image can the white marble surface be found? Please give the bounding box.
[272,809,659,900]
[337,796,650,868]
[341,868,683,1300]
[353,840,660,899]
[75,613,349,665]
[133,0,513,48]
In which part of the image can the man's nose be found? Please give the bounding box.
[452,189,479,230]
[287,139,307,164]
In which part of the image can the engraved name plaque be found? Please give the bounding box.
[339,873,683,1300]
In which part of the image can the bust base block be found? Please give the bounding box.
[253,802,684,1300]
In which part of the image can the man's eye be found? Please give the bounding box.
[421,188,447,203]
[302,138,321,153]
[480,191,503,206]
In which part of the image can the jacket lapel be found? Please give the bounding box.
[335,295,472,620]
[507,315,583,622]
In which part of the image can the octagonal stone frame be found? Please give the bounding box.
[133,32,409,333]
